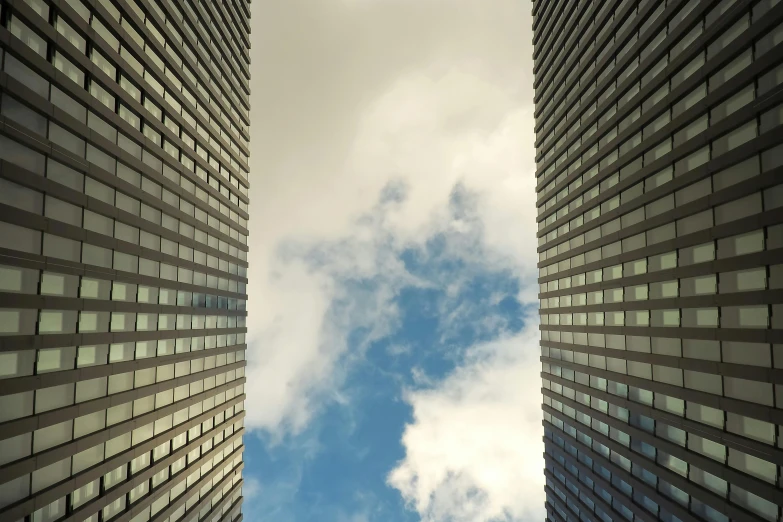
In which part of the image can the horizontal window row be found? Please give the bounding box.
[1,391,245,521]
[543,352,780,451]
[535,0,678,158]
[542,265,782,310]
[541,224,782,290]
[541,303,783,330]
[0,305,247,337]
[545,385,782,511]
[543,349,781,430]
[137,0,250,92]
[0,87,248,242]
[544,403,781,522]
[0,265,246,307]
[535,0,619,111]
[6,3,249,189]
[0,378,242,465]
[545,449,695,522]
[536,0,781,184]
[543,342,781,412]
[60,0,250,147]
[150,0,251,99]
[117,0,251,154]
[0,351,244,419]
[546,465,640,522]
[0,185,247,285]
[0,227,245,297]
[538,78,783,235]
[542,331,783,370]
[539,140,780,254]
[534,0,587,102]
[0,390,246,520]
[0,335,246,380]
[538,80,782,238]
[532,0,574,63]
[1,51,248,232]
[536,7,783,208]
[95,447,243,522]
[552,396,760,490]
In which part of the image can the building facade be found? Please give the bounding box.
[0,1,250,521]
[534,1,783,521]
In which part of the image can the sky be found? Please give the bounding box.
[244,1,542,521]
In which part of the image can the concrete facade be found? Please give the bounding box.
[533,1,783,521]
[0,1,250,521]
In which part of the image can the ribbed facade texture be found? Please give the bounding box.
[0,0,250,521]
[534,0,783,521]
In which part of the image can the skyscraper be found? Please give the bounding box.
[0,0,250,521]
[534,1,783,521]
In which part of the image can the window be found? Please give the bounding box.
[82,244,113,268]
[724,377,773,406]
[89,80,115,109]
[10,16,47,57]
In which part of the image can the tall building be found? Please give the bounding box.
[0,0,250,521]
[534,0,783,521]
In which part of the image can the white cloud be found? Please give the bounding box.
[388,322,545,522]
[247,3,543,518]
[243,476,263,501]
[245,65,538,435]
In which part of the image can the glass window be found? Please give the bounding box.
[724,377,773,406]
[1,95,47,136]
[71,480,99,509]
[47,159,83,190]
[682,308,718,327]
[714,193,763,225]
[684,370,722,395]
[681,274,716,296]
[75,344,107,366]
[38,310,77,334]
[720,268,766,293]
[33,419,73,452]
[677,209,713,235]
[713,121,757,157]
[85,178,115,205]
[690,466,727,496]
[102,496,126,521]
[718,230,764,258]
[50,123,86,157]
[82,244,113,268]
[55,16,86,52]
[83,210,114,236]
[32,497,66,522]
[44,194,82,227]
[0,351,35,380]
[91,48,116,79]
[0,265,39,294]
[726,413,775,445]
[650,280,678,299]
[10,16,47,57]
[730,485,779,520]
[53,51,84,85]
[3,55,49,98]
[649,251,676,272]
[721,305,769,328]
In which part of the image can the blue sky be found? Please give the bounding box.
[243,207,540,521]
[245,1,542,521]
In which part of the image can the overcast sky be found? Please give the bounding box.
[244,1,542,520]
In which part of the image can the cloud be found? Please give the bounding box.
[387,322,545,522]
[243,476,263,501]
[247,0,537,450]
[245,0,545,519]
[245,70,537,435]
